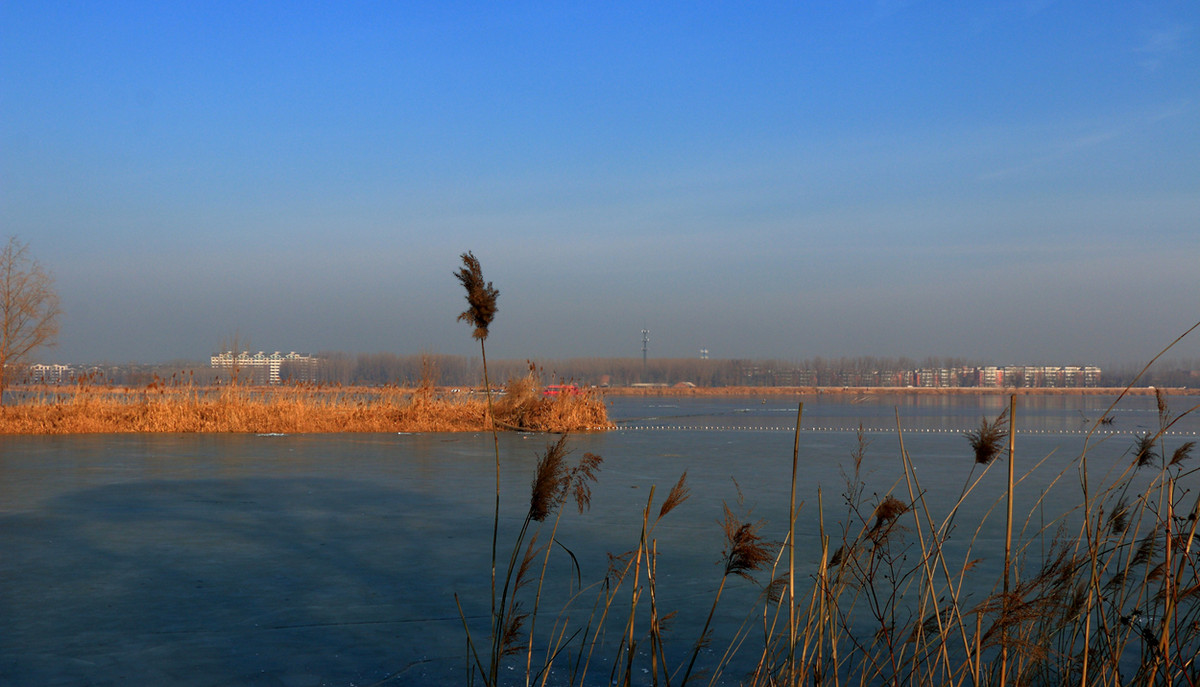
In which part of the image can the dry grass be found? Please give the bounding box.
[0,378,611,434]
[492,371,611,433]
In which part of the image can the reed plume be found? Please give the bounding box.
[530,436,571,522]
[528,438,604,522]
[869,495,908,534]
[501,536,538,657]
[965,408,1009,465]
[571,451,602,514]
[1108,498,1130,535]
[1169,440,1195,467]
[681,503,774,685]
[1156,386,1170,425]
[1134,432,1159,468]
[658,471,691,522]
[721,506,772,580]
[454,251,499,341]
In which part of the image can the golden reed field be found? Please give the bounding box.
[0,374,611,434]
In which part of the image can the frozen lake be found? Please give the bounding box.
[2,393,1196,685]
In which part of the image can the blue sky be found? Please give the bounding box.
[3,2,1198,366]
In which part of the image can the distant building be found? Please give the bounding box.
[993,365,1102,389]
[210,351,320,385]
[28,363,74,384]
[980,366,1003,387]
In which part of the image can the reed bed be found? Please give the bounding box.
[0,376,611,434]
[457,393,1200,687]
[455,324,1200,686]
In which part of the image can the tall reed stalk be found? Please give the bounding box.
[1001,394,1016,686]
[454,251,504,683]
[788,401,804,683]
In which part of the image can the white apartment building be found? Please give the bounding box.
[28,363,74,384]
[210,351,319,385]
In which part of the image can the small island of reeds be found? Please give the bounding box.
[0,372,610,435]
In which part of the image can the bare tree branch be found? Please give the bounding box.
[0,237,62,404]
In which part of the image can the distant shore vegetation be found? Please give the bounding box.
[22,353,1200,391]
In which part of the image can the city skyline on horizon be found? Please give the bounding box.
[28,355,1115,389]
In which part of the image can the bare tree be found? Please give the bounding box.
[216,332,250,386]
[0,237,62,404]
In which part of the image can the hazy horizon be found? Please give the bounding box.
[35,347,1200,376]
[4,4,1198,368]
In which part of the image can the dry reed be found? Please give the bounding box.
[0,380,611,434]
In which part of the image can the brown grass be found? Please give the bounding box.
[0,380,611,434]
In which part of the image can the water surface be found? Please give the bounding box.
[2,394,1196,685]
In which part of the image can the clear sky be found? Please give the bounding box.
[3,2,1198,366]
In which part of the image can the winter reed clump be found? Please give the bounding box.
[493,366,610,433]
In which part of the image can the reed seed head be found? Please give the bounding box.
[515,535,539,592]
[914,610,949,641]
[529,436,571,522]
[500,605,527,657]
[765,573,790,603]
[828,545,844,568]
[1131,532,1158,566]
[1169,440,1195,467]
[870,496,909,533]
[606,551,634,582]
[529,439,603,520]
[657,471,691,522]
[454,251,499,341]
[1107,499,1129,535]
[965,409,1009,465]
[1133,432,1159,468]
[720,504,772,581]
[1147,561,1168,582]
[571,452,603,514]
[656,610,678,634]
[1105,570,1126,591]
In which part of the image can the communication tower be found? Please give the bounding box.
[641,328,650,371]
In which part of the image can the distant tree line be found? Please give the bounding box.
[1102,358,1200,389]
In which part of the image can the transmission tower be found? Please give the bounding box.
[641,328,650,373]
